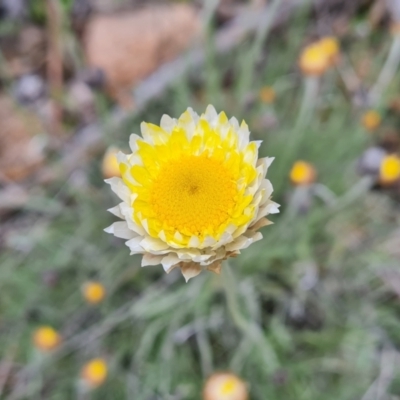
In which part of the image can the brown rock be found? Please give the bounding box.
[83,5,200,103]
[0,96,44,183]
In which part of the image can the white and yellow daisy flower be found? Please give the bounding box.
[105,105,279,281]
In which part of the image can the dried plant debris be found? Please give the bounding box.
[83,5,200,103]
[0,96,44,183]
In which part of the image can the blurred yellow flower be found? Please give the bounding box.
[290,161,317,185]
[259,86,276,104]
[299,43,328,76]
[82,281,106,304]
[380,154,400,185]
[105,105,279,281]
[102,146,121,179]
[361,110,381,132]
[81,358,108,388]
[33,326,61,352]
[203,372,248,400]
[318,36,340,64]
[299,37,340,76]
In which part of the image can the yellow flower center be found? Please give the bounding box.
[220,377,238,395]
[150,155,237,237]
[82,282,106,304]
[362,110,381,131]
[290,161,316,185]
[380,155,400,184]
[33,326,60,351]
[82,358,108,387]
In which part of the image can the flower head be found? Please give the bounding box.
[203,372,248,400]
[81,358,108,388]
[318,36,340,64]
[33,326,61,352]
[361,110,381,132]
[259,86,276,104]
[105,106,279,281]
[102,146,122,179]
[299,37,340,76]
[290,161,317,185]
[380,154,400,185]
[82,281,106,304]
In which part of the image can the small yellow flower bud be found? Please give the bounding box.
[289,161,317,185]
[82,281,106,304]
[259,86,276,104]
[299,43,330,76]
[33,326,61,352]
[203,372,248,400]
[318,36,340,64]
[81,358,108,388]
[361,110,381,132]
[102,147,121,179]
[380,154,400,185]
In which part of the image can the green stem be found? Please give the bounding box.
[222,263,278,374]
[369,34,400,105]
[237,0,282,102]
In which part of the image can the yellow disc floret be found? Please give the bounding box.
[149,155,237,238]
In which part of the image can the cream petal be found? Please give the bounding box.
[214,232,233,247]
[225,233,260,252]
[161,253,181,272]
[250,217,273,231]
[107,204,123,219]
[267,201,280,214]
[178,109,197,140]
[229,116,239,131]
[130,134,143,153]
[188,235,200,248]
[176,248,202,259]
[142,253,164,267]
[140,237,170,252]
[125,237,144,254]
[187,107,200,124]
[119,204,146,236]
[202,236,217,248]
[180,262,203,282]
[257,157,275,172]
[140,122,155,144]
[238,121,250,149]
[105,177,130,203]
[104,221,137,239]
[116,151,128,164]
[174,231,183,242]
[259,179,274,200]
[160,114,176,133]
[204,105,218,126]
